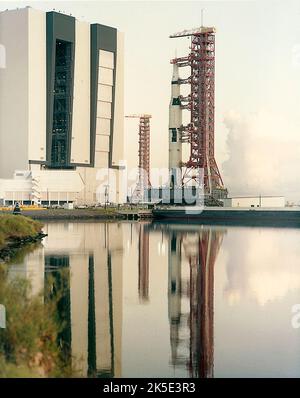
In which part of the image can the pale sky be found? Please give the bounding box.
[2,0,300,201]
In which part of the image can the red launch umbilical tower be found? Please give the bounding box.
[125,114,152,201]
[170,27,225,196]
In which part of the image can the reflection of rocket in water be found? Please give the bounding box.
[166,226,225,377]
[169,63,182,187]
[168,234,182,365]
[185,229,223,378]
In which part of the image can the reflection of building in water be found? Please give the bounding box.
[0,304,6,329]
[138,223,150,302]
[155,224,225,377]
[8,245,45,297]
[45,255,71,363]
[9,222,123,377]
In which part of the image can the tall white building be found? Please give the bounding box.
[0,7,124,205]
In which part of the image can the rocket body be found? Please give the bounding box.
[169,64,182,187]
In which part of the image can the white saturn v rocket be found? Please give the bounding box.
[169,63,182,188]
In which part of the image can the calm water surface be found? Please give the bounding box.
[6,221,300,377]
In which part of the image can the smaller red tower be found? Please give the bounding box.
[125,114,152,201]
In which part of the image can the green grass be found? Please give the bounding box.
[0,215,42,249]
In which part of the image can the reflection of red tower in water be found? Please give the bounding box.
[139,223,224,376]
[182,228,223,377]
[138,223,150,302]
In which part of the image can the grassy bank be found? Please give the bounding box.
[0,215,43,249]
[0,208,126,221]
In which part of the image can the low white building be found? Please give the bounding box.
[0,168,125,206]
[0,170,83,206]
[223,196,285,208]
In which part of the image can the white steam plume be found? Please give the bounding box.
[222,110,300,202]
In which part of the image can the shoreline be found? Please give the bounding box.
[0,214,46,262]
[0,209,127,221]
[0,232,47,263]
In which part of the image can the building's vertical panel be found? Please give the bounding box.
[111,31,124,168]
[95,49,114,168]
[0,8,29,177]
[71,20,90,165]
[7,245,45,298]
[28,8,47,164]
[90,24,117,169]
[93,223,123,376]
[90,24,98,168]
[25,246,45,298]
[110,223,123,377]
[94,246,112,374]
[70,253,89,375]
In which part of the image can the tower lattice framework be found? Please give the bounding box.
[170,28,224,195]
[138,115,151,189]
[125,114,152,202]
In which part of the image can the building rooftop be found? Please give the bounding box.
[226,195,284,199]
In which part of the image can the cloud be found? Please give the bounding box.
[222,110,300,202]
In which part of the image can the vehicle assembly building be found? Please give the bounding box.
[0,7,124,205]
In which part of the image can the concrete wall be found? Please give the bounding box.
[111,31,124,167]
[0,8,30,177]
[0,8,47,178]
[28,8,47,164]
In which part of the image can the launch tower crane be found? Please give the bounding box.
[169,26,227,200]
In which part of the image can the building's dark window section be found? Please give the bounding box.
[51,40,72,168]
